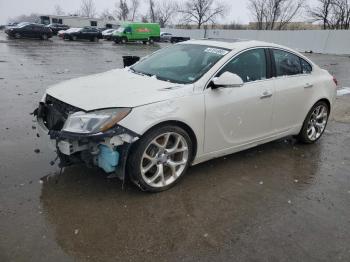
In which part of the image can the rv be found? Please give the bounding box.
[39,15,119,29]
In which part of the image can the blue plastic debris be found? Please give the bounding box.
[97,145,119,173]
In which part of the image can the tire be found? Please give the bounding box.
[15,33,21,39]
[149,38,154,44]
[121,37,127,44]
[297,101,329,144]
[72,36,77,41]
[42,34,48,40]
[127,125,193,192]
[92,36,98,42]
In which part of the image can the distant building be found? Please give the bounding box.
[39,15,119,29]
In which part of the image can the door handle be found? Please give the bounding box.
[304,83,313,88]
[260,91,273,99]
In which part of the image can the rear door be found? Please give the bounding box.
[204,48,275,153]
[33,25,43,38]
[81,28,88,39]
[270,49,314,133]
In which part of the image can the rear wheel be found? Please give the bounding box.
[297,101,329,144]
[127,125,193,192]
[92,36,98,42]
[149,38,154,44]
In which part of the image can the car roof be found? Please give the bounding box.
[182,38,294,52]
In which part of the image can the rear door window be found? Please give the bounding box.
[273,49,302,76]
[218,48,267,83]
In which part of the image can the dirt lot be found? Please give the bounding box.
[0,32,349,262]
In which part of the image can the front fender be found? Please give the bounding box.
[119,95,205,158]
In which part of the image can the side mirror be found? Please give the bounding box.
[212,72,244,89]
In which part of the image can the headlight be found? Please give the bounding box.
[62,108,131,134]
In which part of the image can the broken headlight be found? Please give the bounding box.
[62,108,131,134]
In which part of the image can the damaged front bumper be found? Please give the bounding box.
[35,100,139,180]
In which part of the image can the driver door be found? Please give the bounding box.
[204,48,275,154]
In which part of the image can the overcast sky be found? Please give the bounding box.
[0,0,317,25]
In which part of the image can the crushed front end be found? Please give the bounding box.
[34,94,139,180]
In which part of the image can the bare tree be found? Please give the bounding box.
[129,0,140,21]
[149,0,157,23]
[115,0,129,21]
[156,0,179,27]
[274,0,304,30]
[307,0,332,29]
[248,0,304,30]
[330,0,350,29]
[100,9,115,20]
[248,0,265,30]
[53,4,65,16]
[308,0,350,29]
[79,0,97,18]
[179,0,226,29]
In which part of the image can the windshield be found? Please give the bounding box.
[17,22,31,28]
[131,44,230,84]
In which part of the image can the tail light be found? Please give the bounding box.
[333,76,338,87]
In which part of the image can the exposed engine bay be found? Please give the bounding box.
[34,94,139,180]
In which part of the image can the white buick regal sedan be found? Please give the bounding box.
[35,39,337,192]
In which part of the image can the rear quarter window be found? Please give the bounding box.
[300,58,312,74]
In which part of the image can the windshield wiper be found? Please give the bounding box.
[155,75,179,84]
[129,67,152,77]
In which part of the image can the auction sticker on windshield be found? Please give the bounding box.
[204,47,229,56]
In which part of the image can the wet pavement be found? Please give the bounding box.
[0,32,349,262]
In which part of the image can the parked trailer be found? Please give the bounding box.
[39,15,119,29]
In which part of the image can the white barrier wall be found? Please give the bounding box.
[164,28,350,55]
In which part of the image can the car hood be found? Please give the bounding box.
[46,68,193,111]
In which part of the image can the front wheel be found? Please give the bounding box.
[127,126,193,192]
[41,34,48,40]
[297,101,329,144]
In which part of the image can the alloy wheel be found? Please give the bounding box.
[306,104,328,141]
[140,132,189,188]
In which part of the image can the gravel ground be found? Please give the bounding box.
[0,32,349,262]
